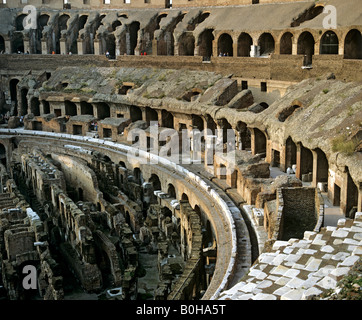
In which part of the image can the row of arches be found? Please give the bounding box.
[4,10,361,59]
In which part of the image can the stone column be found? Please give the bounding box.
[60,38,67,55]
[41,40,48,54]
[5,40,11,53]
[77,39,83,55]
[233,41,238,57]
[94,39,101,55]
[152,39,157,55]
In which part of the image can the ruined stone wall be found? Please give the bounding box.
[279,187,323,241]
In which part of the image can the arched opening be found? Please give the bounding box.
[198,29,214,58]
[161,109,174,128]
[205,114,216,135]
[133,167,143,185]
[65,100,77,116]
[0,144,6,167]
[320,31,339,55]
[167,183,176,199]
[181,193,189,201]
[130,105,142,122]
[345,168,358,217]
[78,15,88,31]
[149,174,162,202]
[10,79,19,105]
[253,128,266,155]
[313,148,329,186]
[97,102,110,120]
[42,100,50,114]
[128,21,140,55]
[15,14,26,31]
[236,121,251,150]
[106,34,116,58]
[56,14,70,53]
[192,114,204,133]
[285,137,297,172]
[145,107,158,125]
[0,35,5,53]
[80,101,93,115]
[258,33,275,56]
[217,33,233,57]
[344,29,362,59]
[237,32,252,57]
[12,32,24,53]
[297,31,315,65]
[280,32,293,54]
[30,97,40,116]
[38,14,50,32]
[298,143,313,181]
[178,33,195,56]
[20,88,28,115]
[218,118,232,144]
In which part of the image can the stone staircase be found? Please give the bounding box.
[218,212,362,300]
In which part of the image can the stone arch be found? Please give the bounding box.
[205,114,216,135]
[253,127,267,155]
[130,105,142,122]
[345,167,358,217]
[297,143,313,181]
[344,29,362,59]
[56,14,70,53]
[181,193,189,201]
[197,29,214,58]
[15,14,27,31]
[79,15,89,31]
[145,107,158,124]
[0,143,6,167]
[217,33,233,56]
[96,102,110,119]
[236,121,251,150]
[258,33,275,56]
[167,183,176,199]
[237,32,252,57]
[128,21,140,55]
[30,97,40,116]
[106,33,116,57]
[42,100,50,114]
[285,136,297,172]
[80,101,94,115]
[280,32,293,54]
[217,118,232,144]
[149,173,162,202]
[313,148,329,186]
[0,35,4,53]
[191,115,204,137]
[320,30,339,55]
[38,14,50,32]
[65,100,77,116]
[178,32,195,56]
[12,32,24,53]
[297,31,315,65]
[161,109,174,128]
[133,167,143,185]
[20,88,28,116]
[10,79,19,107]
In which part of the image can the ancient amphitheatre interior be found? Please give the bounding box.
[0,0,361,301]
